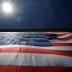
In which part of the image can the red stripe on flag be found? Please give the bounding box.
[0,47,72,56]
[52,43,72,46]
[43,32,72,36]
[0,66,72,72]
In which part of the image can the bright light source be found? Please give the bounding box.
[1,2,13,14]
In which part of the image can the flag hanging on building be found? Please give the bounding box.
[0,32,72,72]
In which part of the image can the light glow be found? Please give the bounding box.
[2,2,13,14]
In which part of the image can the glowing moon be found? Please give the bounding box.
[2,2,13,14]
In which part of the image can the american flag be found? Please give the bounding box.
[0,32,72,72]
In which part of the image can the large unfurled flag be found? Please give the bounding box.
[0,32,72,72]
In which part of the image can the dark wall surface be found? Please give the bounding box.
[0,0,71,29]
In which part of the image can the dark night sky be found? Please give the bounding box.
[0,0,71,29]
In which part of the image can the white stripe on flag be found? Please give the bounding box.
[0,53,72,67]
[51,39,72,43]
[58,34,72,38]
